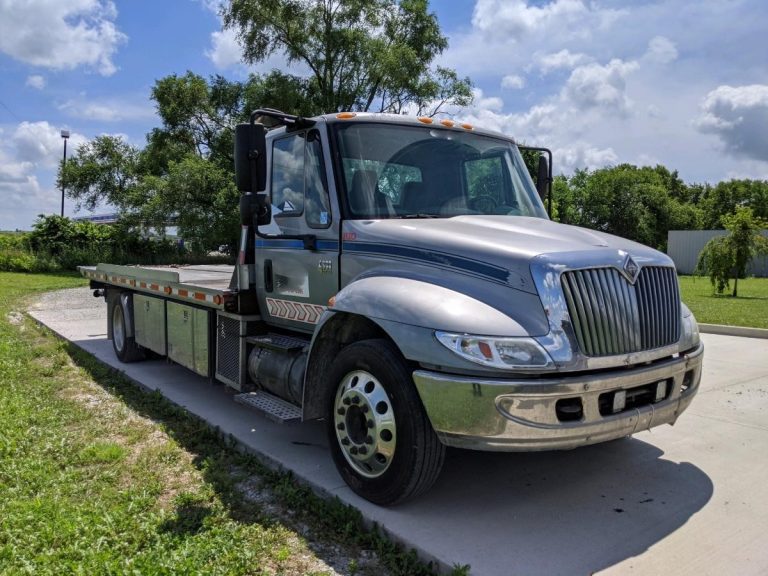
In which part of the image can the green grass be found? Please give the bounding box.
[678,275,768,329]
[0,272,455,575]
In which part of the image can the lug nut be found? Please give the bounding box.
[358,446,368,455]
[362,405,369,413]
[351,396,360,405]
[350,446,358,455]
[337,423,345,431]
[341,438,350,446]
[367,420,374,429]
[343,397,351,406]
[365,435,373,444]
[337,407,346,415]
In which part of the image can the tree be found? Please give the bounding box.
[58,136,141,213]
[700,179,768,228]
[696,206,768,296]
[552,164,703,249]
[223,0,472,115]
[61,71,318,250]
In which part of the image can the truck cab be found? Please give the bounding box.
[84,110,703,505]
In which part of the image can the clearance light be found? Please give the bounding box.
[418,117,433,124]
[460,123,473,130]
[164,286,172,295]
[213,295,223,305]
[435,331,554,371]
[328,296,336,307]
[440,119,455,128]
[337,112,356,119]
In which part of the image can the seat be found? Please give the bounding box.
[401,181,430,213]
[348,170,394,217]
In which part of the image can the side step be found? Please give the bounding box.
[234,390,302,424]
[245,333,310,352]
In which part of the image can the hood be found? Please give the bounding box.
[343,216,670,294]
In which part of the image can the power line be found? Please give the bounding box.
[0,98,21,121]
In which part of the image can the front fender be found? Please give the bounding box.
[329,276,530,336]
[301,277,542,420]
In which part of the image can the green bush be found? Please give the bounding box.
[1,215,229,273]
[0,215,230,272]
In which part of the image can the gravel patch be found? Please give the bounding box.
[31,286,98,312]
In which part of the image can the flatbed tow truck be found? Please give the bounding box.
[82,109,703,505]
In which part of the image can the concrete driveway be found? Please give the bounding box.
[29,288,768,576]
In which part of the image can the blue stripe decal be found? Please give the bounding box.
[342,242,509,283]
[255,239,340,251]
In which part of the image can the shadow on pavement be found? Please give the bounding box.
[399,438,712,575]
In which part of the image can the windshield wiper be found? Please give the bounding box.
[397,213,443,219]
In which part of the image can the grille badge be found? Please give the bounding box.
[621,255,640,284]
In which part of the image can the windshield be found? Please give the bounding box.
[334,122,548,220]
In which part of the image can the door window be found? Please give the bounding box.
[271,132,332,228]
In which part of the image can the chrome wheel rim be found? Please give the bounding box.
[112,304,125,352]
[333,370,396,479]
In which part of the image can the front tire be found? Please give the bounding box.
[110,296,144,363]
[327,339,445,505]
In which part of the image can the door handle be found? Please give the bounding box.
[264,259,273,293]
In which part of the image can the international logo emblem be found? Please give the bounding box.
[621,255,640,284]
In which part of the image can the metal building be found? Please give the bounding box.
[667,230,768,277]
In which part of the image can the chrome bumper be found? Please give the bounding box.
[413,342,703,451]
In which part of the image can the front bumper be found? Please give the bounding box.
[412,341,703,451]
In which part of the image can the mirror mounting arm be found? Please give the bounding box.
[519,145,553,218]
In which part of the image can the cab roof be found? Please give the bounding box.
[264,110,516,144]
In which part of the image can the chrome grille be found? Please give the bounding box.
[561,266,680,357]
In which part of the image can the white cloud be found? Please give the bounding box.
[12,121,87,169]
[0,149,54,230]
[473,0,593,41]
[25,75,46,90]
[501,74,525,90]
[644,36,678,64]
[58,98,155,122]
[535,49,590,74]
[0,0,126,76]
[0,122,89,229]
[695,84,768,162]
[206,28,243,69]
[555,143,619,172]
[563,59,638,114]
[437,0,767,185]
[473,89,504,112]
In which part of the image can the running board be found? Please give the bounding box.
[234,391,302,424]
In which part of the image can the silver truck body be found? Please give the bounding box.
[83,111,703,503]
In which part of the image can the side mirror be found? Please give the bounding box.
[240,192,272,227]
[234,123,267,193]
[254,193,272,226]
[536,155,550,201]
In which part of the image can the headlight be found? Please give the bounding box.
[435,331,555,371]
[680,303,700,349]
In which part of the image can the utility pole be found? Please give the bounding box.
[60,130,70,217]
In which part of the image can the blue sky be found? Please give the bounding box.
[1,0,767,230]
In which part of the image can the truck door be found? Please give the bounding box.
[255,127,339,333]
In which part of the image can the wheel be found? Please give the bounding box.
[110,296,144,363]
[327,339,445,505]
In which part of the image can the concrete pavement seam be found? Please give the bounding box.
[699,323,768,339]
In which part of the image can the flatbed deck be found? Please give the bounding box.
[80,263,235,309]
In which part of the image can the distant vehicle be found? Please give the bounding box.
[81,109,703,505]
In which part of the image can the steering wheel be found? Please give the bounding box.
[469,194,499,214]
